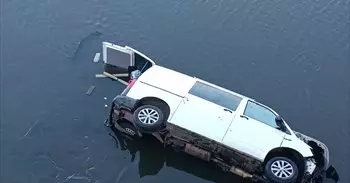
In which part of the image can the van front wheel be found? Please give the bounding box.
[133,104,165,133]
[264,157,299,183]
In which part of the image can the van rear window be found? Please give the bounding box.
[189,82,242,111]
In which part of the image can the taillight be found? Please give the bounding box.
[121,79,136,96]
[121,70,140,96]
[128,79,136,88]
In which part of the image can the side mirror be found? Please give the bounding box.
[275,116,286,131]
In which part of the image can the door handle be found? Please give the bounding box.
[223,108,232,113]
[182,97,189,103]
[240,115,249,120]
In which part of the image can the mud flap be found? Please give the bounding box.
[325,165,339,182]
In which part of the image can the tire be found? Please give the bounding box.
[133,104,165,133]
[264,157,299,183]
[116,120,139,138]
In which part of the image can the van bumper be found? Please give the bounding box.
[108,95,138,124]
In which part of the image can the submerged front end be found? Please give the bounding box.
[293,131,339,182]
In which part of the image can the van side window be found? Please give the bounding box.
[189,81,242,111]
[244,101,278,128]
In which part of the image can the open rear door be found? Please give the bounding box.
[125,46,155,73]
[102,42,156,83]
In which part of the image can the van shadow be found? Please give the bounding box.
[108,126,254,183]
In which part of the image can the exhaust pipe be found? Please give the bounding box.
[230,166,253,178]
[184,144,211,161]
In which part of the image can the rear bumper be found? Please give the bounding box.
[112,95,138,110]
[108,95,138,124]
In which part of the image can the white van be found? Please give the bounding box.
[102,42,339,183]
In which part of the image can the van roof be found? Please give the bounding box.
[139,65,251,100]
[138,65,197,97]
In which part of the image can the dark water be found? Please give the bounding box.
[1,0,349,182]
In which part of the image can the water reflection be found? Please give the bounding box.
[108,123,253,183]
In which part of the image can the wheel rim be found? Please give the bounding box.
[271,160,294,179]
[137,108,159,125]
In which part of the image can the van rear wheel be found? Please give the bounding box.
[133,104,165,133]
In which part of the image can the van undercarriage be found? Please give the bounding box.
[106,95,337,183]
